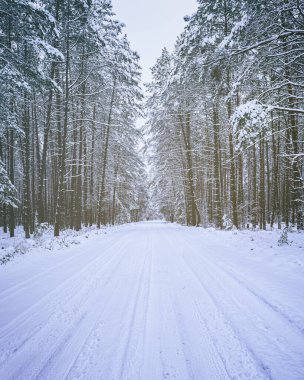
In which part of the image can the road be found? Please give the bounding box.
[0,221,303,380]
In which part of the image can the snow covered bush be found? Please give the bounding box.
[278,227,291,246]
[14,240,31,255]
[33,223,49,239]
[0,248,15,265]
[222,214,233,230]
[0,239,32,264]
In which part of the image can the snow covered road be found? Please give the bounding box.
[0,221,304,380]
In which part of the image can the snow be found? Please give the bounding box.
[0,225,108,264]
[218,13,249,50]
[30,38,64,61]
[0,221,304,380]
[231,100,271,150]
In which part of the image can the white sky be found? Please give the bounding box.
[111,0,198,84]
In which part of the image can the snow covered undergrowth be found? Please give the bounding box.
[0,221,303,380]
[0,225,111,264]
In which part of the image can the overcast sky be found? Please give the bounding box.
[111,0,197,84]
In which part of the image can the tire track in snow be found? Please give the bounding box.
[116,240,151,380]
[0,232,132,344]
[139,230,165,380]
[156,261,190,380]
[186,239,303,345]
[174,231,304,380]
[65,230,152,380]
[161,266,196,380]
[33,242,132,380]
[142,231,197,380]
[140,231,155,380]
[0,233,135,379]
[179,231,304,336]
[163,234,246,380]
[213,263,304,335]
[1,244,127,380]
[178,253,271,380]
[0,230,111,303]
[171,280,228,376]
[161,234,207,380]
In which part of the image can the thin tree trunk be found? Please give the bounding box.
[212,104,222,228]
[97,78,116,228]
[23,90,31,239]
[54,0,70,236]
[259,135,266,230]
[252,145,257,228]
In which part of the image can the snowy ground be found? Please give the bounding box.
[0,221,303,380]
[0,225,109,264]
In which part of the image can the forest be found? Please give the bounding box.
[147,0,304,229]
[0,0,148,238]
[1,2,304,378]
[0,0,303,237]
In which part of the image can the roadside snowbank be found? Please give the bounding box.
[0,225,110,265]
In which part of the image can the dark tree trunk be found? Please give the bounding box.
[259,135,266,230]
[229,132,237,228]
[97,78,116,228]
[252,145,257,228]
[89,106,96,227]
[23,91,31,239]
[54,0,70,236]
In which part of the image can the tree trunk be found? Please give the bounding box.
[259,135,266,230]
[23,91,31,239]
[97,78,116,227]
[54,0,70,236]
[212,104,222,228]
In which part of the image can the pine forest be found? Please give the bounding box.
[0,0,303,236]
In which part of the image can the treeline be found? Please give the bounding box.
[147,0,304,229]
[0,0,147,237]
